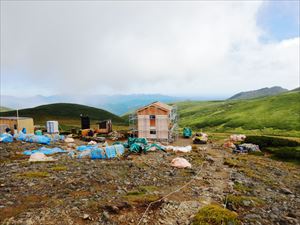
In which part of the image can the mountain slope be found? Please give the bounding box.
[1,94,182,115]
[0,106,13,112]
[177,91,300,133]
[0,103,125,126]
[228,86,288,100]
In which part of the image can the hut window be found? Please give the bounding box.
[150,130,156,134]
[150,115,156,120]
[99,121,107,129]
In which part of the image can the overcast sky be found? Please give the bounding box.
[1,0,299,97]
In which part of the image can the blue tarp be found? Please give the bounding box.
[16,132,64,145]
[77,144,125,159]
[77,145,98,151]
[0,133,13,143]
[23,147,67,155]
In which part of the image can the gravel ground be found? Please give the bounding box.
[0,137,299,225]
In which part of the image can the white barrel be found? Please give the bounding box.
[46,121,59,134]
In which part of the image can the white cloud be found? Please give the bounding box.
[1,1,299,97]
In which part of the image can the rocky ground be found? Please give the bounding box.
[0,137,299,225]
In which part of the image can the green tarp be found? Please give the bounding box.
[183,127,192,138]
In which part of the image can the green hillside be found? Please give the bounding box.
[0,106,13,112]
[228,86,288,100]
[177,90,300,136]
[0,103,125,126]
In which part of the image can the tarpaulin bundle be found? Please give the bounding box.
[45,134,65,142]
[16,131,65,145]
[0,133,13,143]
[183,127,192,138]
[77,144,125,159]
[145,143,166,152]
[77,145,97,151]
[130,143,144,153]
[17,132,51,145]
[128,137,148,146]
[233,143,260,154]
[23,147,67,155]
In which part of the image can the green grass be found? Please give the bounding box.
[267,147,300,162]
[17,171,50,178]
[0,106,13,112]
[51,166,68,171]
[0,103,126,127]
[192,204,240,225]
[225,195,264,208]
[176,91,300,137]
[244,136,300,162]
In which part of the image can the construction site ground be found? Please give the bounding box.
[0,136,299,225]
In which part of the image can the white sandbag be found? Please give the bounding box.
[64,137,75,143]
[88,141,97,145]
[230,134,246,142]
[173,145,192,153]
[200,132,208,138]
[171,157,192,168]
[29,152,56,162]
[165,145,192,152]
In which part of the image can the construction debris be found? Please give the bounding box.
[193,133,208,144]
[75,144,125,159]
[233,143,260,154]
[108,131,124,141]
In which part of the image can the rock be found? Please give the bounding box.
[245,214,262,220]
[242,200,251,207]
[83,214,90,220]
[280,187,293,195]
[205,155,215,163]
[102,211,110,220]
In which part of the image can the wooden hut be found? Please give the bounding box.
[131,101,178,142]
[96,120,112,134]
[0,117,34,134]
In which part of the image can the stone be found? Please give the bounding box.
[102,211,110,220]
[242,200,252,207]
[83,214,90,220]
[280,188,292,195]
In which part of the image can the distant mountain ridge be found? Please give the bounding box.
[0,103,124,126]
[228,86,288,100]
[0,94,183,115]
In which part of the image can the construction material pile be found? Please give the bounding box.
[114,137,166,153]
[193,132,208,144]
[183,127,192,138]
[233,143,261,154]
[70,144,125,159]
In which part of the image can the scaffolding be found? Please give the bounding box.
[128,104,178,143]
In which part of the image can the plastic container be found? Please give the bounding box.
[46,121,59,134]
